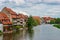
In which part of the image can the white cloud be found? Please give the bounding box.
[0,0,5,4]
[19,11,29,16]
[31,4,47,10]
[1,0,60,18]
[12,8,29,16]
[26,0,41,3]
[9,0,25,5]
[0,0,5,2]
[44,0,60,3]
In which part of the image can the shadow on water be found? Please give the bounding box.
[3,29,34,40]
[3,33,13,40]
[27,29,34,40]
[3,30,23,40]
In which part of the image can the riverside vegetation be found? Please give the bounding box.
[27,16,39,30]
[50,18,60,29]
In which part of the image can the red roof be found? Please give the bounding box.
[18,14,28,19]
[3,7,17,15]
[0,12,12,25]
[11,15,17,18]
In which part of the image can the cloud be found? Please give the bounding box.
[43,0,60,5]
[9,0,25,5]
[12,8,29,16]
[0,0,60,18]
[23,3,60,17]
[19,11,29,16]
[44,0,60,2]
[0,0,6,4]
[0,0,5,2]
[26,0,41,3]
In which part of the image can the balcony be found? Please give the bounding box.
[17,22,20,25]
[17,19,20,21]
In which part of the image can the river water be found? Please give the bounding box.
[0,24,60,40]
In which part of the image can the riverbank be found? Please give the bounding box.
[53,24,60,29]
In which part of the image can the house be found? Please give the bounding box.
[1,7,28,27]
[42,16,54,23]
[1,7,18,26]
[0,12,12,32]
[17,14,28,27]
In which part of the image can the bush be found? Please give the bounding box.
[55,18,60,24]
[50,20,55,24]
[0,30,3,35]
[33,20,38,26]
[13,25,21,30]
[53,24,60,29]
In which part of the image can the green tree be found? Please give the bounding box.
[33,20,38,26]
[55,18,60,24]
[27,16,38,30]
[27,16,34,30]
[50,20,55,24]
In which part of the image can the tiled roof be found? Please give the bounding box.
[18,14,28,19]
[11,15,17,18]
[43,17,52,20]
[2,21,12,25]
[3,7,17,15]
[2,7,18,19]
[0,12,12,25]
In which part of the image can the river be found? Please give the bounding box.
[0,24,60,40]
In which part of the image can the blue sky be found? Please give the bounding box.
[0,0,60,18]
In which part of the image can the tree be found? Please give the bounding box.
[55,18,60,24]
[50,20,55,24]
[27,16,34,30]
[27,16,38,30]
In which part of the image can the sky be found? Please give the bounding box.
[0,0,60,18]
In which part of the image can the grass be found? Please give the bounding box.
[53,24,60,29]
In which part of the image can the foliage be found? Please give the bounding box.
[13,25,21,30]
[0,30,2,33]
[55,18,60,24]
[27,16,34,30]
[50,18,60,24]
[0,30,3,35]
[53,24,60,29]
[33,20,38,26]
[50,20,55,24]
[16,26,21,29]
[27,15,38,30]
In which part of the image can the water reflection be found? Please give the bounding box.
[3,29,34,40]
[3,30,24,40]
[2,24,60,40]
[28,30,34,40]
[25,29,34,40]
[0,35,3,40]
[3,34,13,40]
